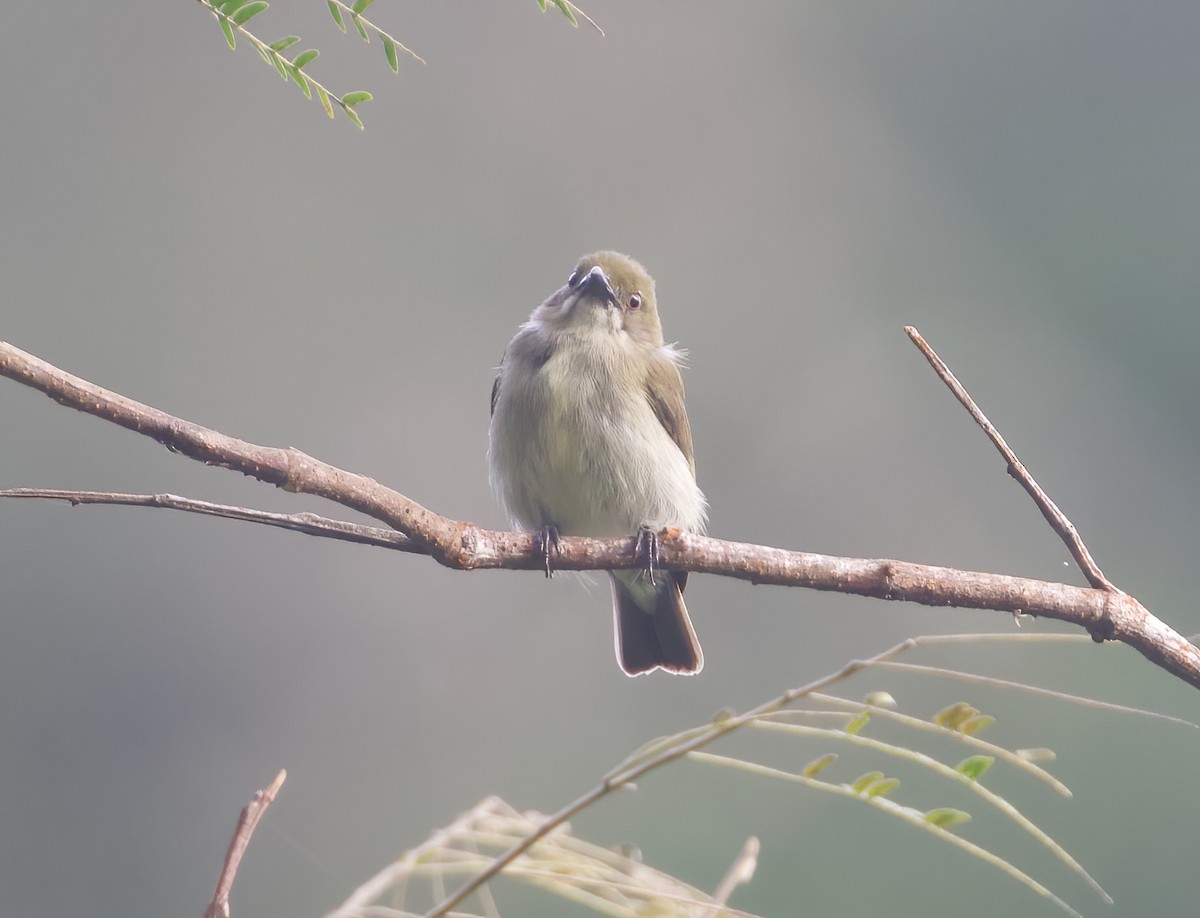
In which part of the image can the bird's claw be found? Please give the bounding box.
[537,524,561,578]
[635,526,659,586]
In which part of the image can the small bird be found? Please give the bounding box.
[488,251,707,675]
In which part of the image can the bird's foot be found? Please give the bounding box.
[537,524,561,578]
[635,526,660,586]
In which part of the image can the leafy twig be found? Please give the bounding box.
[198,0,374,127]
[326,0,426,70]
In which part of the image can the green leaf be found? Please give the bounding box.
[551,0,579,27]
[864,777,900,799]
[292,49,319,69]
[255,45,272,64]
[843,710,871,735]
[218,16,236,50]
[351,0,375,13]
[341,90,372,106]
[536,0,547,9]
[925,808,972,829]
[802,753,836,778]
[851,771,885,794]
[955,755,995,782]
[272,52,289,80]
[317,85,335,119]
[217,0,251,13]
[344,105,364,129]
[383,35,398,72]
[352,12,369,41]
[288,67,312,99]
[328,0,346,31]
[231,1,268,26]
[269,35,301,51]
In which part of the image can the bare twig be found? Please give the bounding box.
[2,338,1198,689]
[0,489,417,552]
[905,326,1115,591]
[205,769,287,918]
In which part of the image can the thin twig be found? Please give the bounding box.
[0,489,417,552]
[205,769,287,918]
[905,326,1116,592]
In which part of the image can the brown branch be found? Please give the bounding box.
[906,326,1116,591]
[205,769,287,918]
[2,338,1198,689]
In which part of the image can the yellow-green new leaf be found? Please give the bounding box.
[344,106,364,129]
[327,0,346,31]
[864,777,901,799]
[844,710,871,735]
[851,771,885,794]
[933,702,978,731]
[925,808,972,829]
[342,90,372,106]
[961,714,996,735]
[802,753,837,778]
[231,1,268,26]
[955,755,995,782]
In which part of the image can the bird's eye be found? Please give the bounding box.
[627,293,642,311]
[567,270,580,289]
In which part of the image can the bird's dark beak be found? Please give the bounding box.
[577,265,616,305]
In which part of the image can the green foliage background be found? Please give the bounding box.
[1,2,1197,916]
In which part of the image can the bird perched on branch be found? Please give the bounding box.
[489,251,707,675]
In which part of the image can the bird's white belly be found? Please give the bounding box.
[494,344,706,538]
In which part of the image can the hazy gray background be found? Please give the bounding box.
[2,2,1198,916]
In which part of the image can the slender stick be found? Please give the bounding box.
[205,770,287,918]
[0,489,417,552]
[905,326,1115,591]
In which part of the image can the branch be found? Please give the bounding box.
[905,327,1116,591]
[2,338,1198,689]
[205,769,287,918]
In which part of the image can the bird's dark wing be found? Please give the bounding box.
[644,357,696,478]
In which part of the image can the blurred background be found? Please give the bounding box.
[2,2,1198,916]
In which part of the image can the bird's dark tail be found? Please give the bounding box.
[610,570,703,676]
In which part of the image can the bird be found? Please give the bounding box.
[488,251,707,675]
